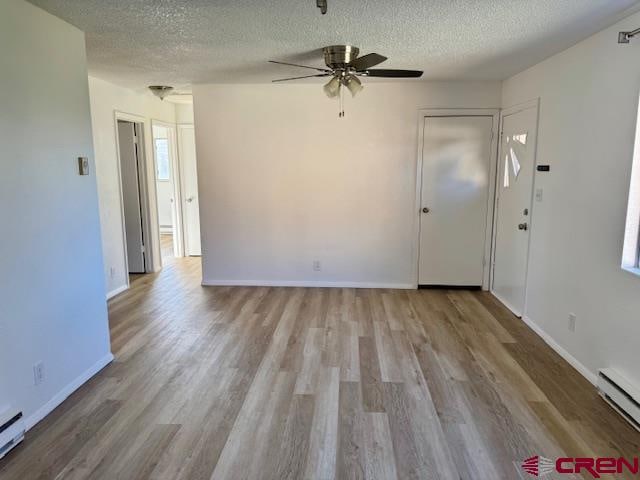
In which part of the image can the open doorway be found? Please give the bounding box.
[151,119,201,261]
[152,122,181,262]
[114,112,161,283]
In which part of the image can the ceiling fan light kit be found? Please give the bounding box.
[270,45,423,117]
[323,76,341,98]
[345,75,363,97]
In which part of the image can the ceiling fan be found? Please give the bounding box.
[270,45,423,117]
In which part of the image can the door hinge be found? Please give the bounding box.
[141,245,145,253]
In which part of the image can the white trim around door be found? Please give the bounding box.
[113,111,160,280]
[413,108,500,290]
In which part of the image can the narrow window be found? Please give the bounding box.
[155,138,170,181]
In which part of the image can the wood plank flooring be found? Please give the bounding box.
[1,256,639,479]
[160,234,173,259]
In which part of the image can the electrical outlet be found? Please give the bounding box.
[535,188,544,202]
[568,313,577,332]
[312,260,321,272]
[33,362,45,386]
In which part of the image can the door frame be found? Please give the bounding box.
[151,119,185,258]
[489,98,540,316]
[114,111,159,280]
[413,108,500,290]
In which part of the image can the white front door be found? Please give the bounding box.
[418,115,493,287]
[492,105,539,316]
[178,125,201,256]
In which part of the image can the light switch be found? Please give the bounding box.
[78,157,89,175]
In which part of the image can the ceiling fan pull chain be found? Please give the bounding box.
[339,83,345,118]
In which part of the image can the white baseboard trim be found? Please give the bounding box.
[521,315,597,386]
[106,284,128,300]
[24,352,114,431]
[202,279,416,289]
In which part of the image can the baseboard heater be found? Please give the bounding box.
[0,410,26,458]
[597,368,640,432]
[0,408,25,460]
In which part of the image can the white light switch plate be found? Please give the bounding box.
[535,188,543,202]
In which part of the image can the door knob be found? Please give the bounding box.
[422,207,430,214]
[518,223,528,231]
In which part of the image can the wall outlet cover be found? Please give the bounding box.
[33,362,45,385]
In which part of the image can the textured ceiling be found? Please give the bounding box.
[29,0,640,91]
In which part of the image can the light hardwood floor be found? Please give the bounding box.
[160,234,173,259]
[1,256,639,479]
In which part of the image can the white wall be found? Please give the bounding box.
[89,77,176,297]
[175,102,194,124]
[193,82,501,287]
[0,0,112,427]
[502,11,640,387]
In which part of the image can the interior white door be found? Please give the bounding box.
[178,125,201,256]
[418,116,493,286]
[492,105,538,316]
[118,121,146,273]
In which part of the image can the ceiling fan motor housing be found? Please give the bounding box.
[323,45,359,70]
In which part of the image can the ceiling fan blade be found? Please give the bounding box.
[363,69,423,78]
[272,73,331,82]
[268,60,330,73]
[349,53,387,71]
